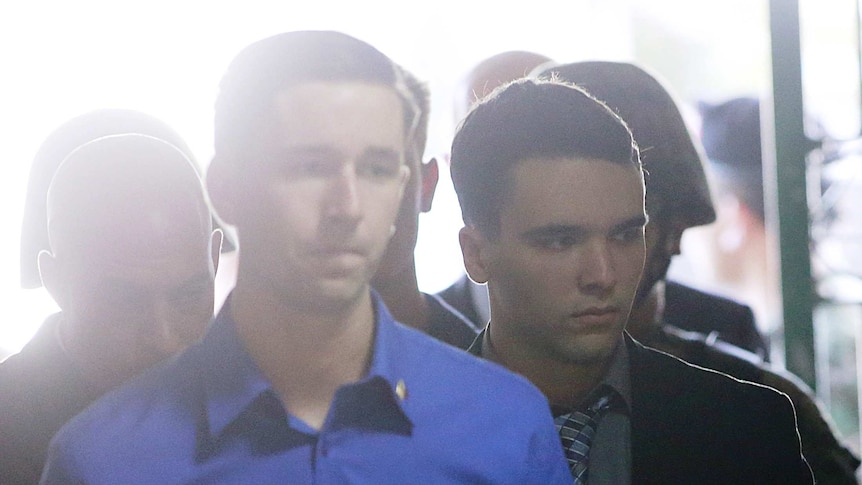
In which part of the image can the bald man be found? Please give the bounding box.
[440,50,553,327]
[0,134,220,484]
[455,50,554,120]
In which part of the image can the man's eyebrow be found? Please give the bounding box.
[611,215,649,233]
[520,224,587,240]
[276,146,401,161]
[279,145,337,157]
[359,147,401,160]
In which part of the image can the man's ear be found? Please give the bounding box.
[205,155,238,226]
[210,229,224,274]
[459,225,490,284]
[37,250,68,310]
[398,163,411,194]
[419,157,440,213]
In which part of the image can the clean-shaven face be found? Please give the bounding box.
[484,157,646,365]
[235,82,410,311]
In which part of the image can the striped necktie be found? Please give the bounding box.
[554,386,616,484]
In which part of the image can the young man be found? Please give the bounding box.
[454,78,812,483]
[372,66,479,349]
[532,61,769,360]
[41,31,569,484]
[1,126,220,484]
[541,59,858,484]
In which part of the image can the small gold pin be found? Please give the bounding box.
[395,379,408,401]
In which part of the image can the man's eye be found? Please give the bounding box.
[290,157,335,176]
[534,235,581,250]
[611,227,643,244]
[358,158,400,179]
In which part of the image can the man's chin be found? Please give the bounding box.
[555,331,623,366]
[301,278,371,311]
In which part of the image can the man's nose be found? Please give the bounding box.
[324,165,362,222]
[578,241,616,296]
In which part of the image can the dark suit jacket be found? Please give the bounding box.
[0,313,103,484]
[664,281,769,359]
[625,335,811,484]
[469,331,813,484]
[437,274,483,327]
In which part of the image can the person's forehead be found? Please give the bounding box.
[67,227,211,287]
[274,81,403,115]
[62,195,209,254]
[503,157,644,226]
[269,82,407,153]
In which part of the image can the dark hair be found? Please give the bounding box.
[699,97,765,221]
[450,78,640,237]
[538,61,716,228]
[397,64,431,161]
[214,30,417,156]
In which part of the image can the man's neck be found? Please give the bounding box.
[625,282,665,342]
[484,324,612,408]
[229,280,377,430]
[57,316,127,396]
[372,262,430,332]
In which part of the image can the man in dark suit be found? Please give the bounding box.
[452,77,812,483]
[540,60,859,484]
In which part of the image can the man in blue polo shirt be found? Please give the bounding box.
[40,31,569,484]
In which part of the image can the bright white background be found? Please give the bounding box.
[1,0,857,356]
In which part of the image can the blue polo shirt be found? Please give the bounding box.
[41,293,570,484]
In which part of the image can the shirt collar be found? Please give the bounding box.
[601,338,632,412]
[198,291,412,440]
[199,297,273,438]
[478,322,631,413]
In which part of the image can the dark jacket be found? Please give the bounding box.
[469,331,813,484]
[664,281,769,359]
[0,313,102,484]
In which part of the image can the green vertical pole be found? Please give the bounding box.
[769,0,816,388]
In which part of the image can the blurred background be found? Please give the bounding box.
[3,0,862,458]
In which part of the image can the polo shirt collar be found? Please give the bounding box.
[199,291,412,441]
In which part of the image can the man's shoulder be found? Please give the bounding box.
[50,346,200,452]
[627,337,812,483]
[629,335,786,407]
[0,315,60,383]
[386,319,549,409]
[435,275,482,325]
[665,281,752,315]
[422,292,480,350]
[0,315,92,418]
[663,281,768,357]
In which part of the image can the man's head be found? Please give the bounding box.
[699,96,764,222]
[456,50,553,120]
[38,134,218,390]
[206,31,413,312]
[537,61,716,303]
[20,109,221,289]
[372,65,438,287]
[453,78,646,366]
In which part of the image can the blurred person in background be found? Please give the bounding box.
[679,97,782,336]
[1,128,220,484]
[372,65,479,349]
